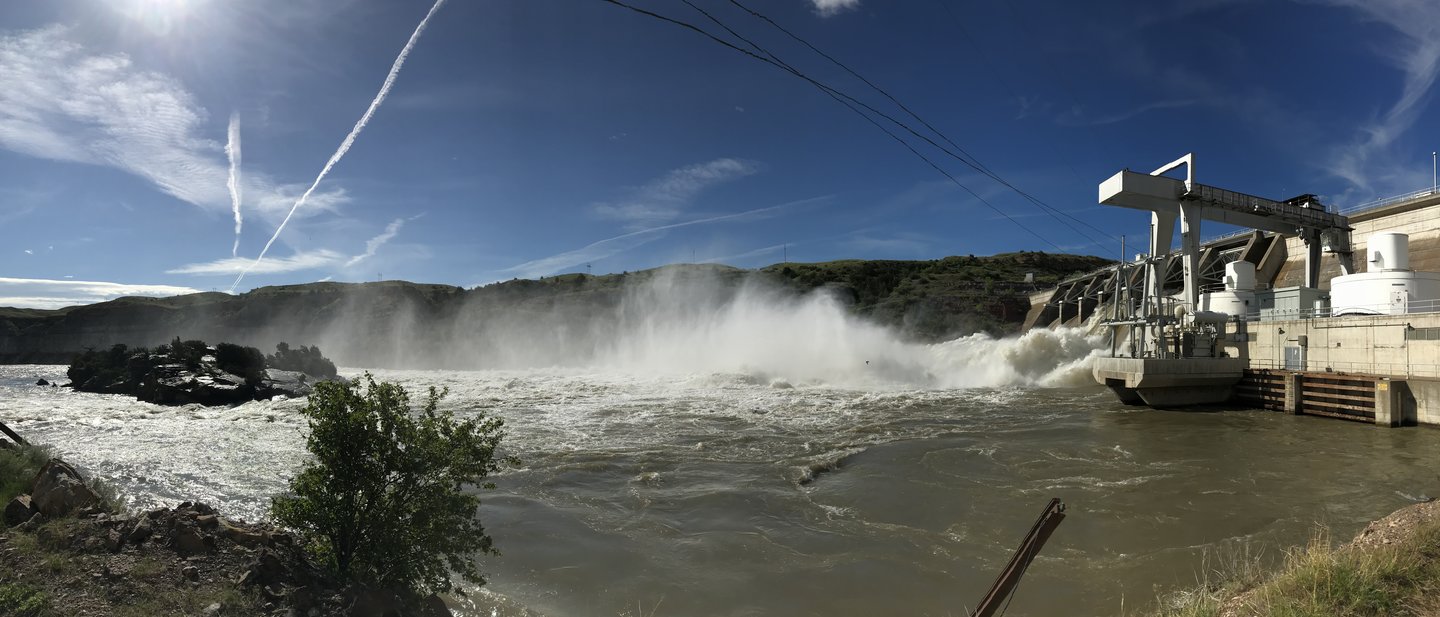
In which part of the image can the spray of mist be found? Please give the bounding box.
[228,0,449,292]
[226,112,243,257]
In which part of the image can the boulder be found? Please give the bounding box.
[30,459,99,517]
[129,517,154,544]
[35,378,48,386]
[173,524,212,556]
[218,518,268,548]
[259,369,312,399]
[239,548,289,587]
[3,494,35,527]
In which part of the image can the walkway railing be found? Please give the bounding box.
[1203,186,1440,243]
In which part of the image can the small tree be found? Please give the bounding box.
[271,374,509,596]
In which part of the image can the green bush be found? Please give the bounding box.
[214,343,266,386]
[0,583,52,617]
[271,374,510,595]
[266,342,338,380]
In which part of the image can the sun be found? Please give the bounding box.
[113,0,206,36]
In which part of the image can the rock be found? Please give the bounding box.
[173,524,212,556]
[4,495,35,527]
[105,528,124,553]
[418,594,452,616]
[240,549,288,587]
[259,369,312,399]
[129,517,154,544]
[219,518,269,548]
[146,507,168,520]
[196,514,219,530]
[35,378,48,386]
[344,588,404,617]
[288,586,316,610]
[203,603,222,615]
[183,565,200,581]
[30,459,99,517]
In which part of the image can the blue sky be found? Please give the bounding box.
[2,0,1438,308]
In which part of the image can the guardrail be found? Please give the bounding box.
[1239,296,1440,322]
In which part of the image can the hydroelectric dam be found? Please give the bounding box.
[1027,153,1440,426]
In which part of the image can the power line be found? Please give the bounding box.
[667,0,1072,251]
[726,0,1119,249]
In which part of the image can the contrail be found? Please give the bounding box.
[228,0,448,292]
[226,112,243,257]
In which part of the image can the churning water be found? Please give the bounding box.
[4,285,1440,616]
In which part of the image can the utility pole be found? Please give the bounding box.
[1432,151,1436,194]
[783,244,788,263]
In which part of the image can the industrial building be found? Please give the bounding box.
[1025,154,1440,426]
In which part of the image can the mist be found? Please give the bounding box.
[187,267,1102,390]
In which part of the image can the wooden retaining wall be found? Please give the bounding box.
[1235,370,1382,423]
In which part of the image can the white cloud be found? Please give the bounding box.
[346,217,410,267]
[0,26,346,218]
[507,196,828,278]
[1315,0,1440,194]
[593,158,759,228]
[167,249,345,275]
[22,249,32,255]
[810,0,860,17]
[0,277,203,309]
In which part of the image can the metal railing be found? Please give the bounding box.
[1240,297,1440,322]
[1202,186,1439,243]
[1339,187,1440,215]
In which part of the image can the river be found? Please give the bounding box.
[3,326,1440,616]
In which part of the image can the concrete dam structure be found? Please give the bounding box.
[1026,154,1440,426]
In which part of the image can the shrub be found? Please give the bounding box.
[67,344,143,390]
[214,343,266,386]
[0,583,52,617]
[266,342,338,380]
[169,337,209,369]
[271,374,510,595]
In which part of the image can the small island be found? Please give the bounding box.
[65,338,339,406]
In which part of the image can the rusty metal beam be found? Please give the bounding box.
[0,419,27,446]
[969,498,1067,617]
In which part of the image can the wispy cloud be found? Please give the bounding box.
[1058,99,1199,126]
[701,243,787,265]
[1314,0,1440,195]
[593,158,759,228]
[346,216,416,267]
[0,277,204,309]
[507,196,828,278]
[810,0,860,17]
[0,26,347,218]
[167,249,345,276]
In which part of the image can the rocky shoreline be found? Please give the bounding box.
[1,453,451,616]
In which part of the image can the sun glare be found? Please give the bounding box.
[114,0,204,36]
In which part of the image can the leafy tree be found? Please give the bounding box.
[271,375,510,596]
[266,342,338,380]
[215,342,267,386]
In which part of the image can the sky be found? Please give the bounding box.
[2,0,1439,308]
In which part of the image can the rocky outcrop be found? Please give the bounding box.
[3,494,34,526]
[30,459,99,517]
[70,343,324,406]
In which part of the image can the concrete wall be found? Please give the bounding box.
[1243,312,1440,377]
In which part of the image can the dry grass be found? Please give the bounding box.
[1149,520,1440,617]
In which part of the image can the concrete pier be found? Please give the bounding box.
[1092,357,1245,408]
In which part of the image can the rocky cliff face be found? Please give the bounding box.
[1,255,1110,369]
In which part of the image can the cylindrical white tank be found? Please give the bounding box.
[1331,271,1440,315]
[1200,290,1255,318]
[1369,232,1409,272]
[1224,261,1256,291]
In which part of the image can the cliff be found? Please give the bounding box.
[0,253,1109,369]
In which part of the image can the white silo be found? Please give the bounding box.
[1199,261,1257,318]
[1330,232,1440,315]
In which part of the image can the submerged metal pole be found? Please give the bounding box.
[969,498,1067,617]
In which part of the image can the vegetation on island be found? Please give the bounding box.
[272,374,510,595]
[65,338,338,405]
[265,342,338,380]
